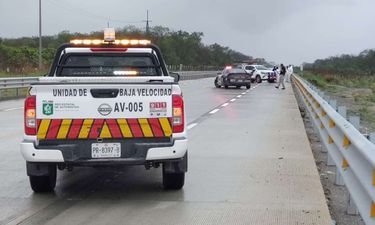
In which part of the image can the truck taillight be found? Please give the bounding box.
[172,95,184,133]
[24,96,36,135]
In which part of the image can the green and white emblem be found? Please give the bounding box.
[42,100,54,116]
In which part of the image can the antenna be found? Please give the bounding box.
[143,10,152,35]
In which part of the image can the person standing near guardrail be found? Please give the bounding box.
[285,65,293,82]
[275,64,286,89]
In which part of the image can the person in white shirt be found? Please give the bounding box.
[284,65,291,82]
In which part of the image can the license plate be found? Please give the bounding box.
[230,79,235,82]
[238,80,243,82]
[91,143,121,158]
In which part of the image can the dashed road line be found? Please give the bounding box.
[187,123,198,130]
[1,107,23,112]
[209,109,220,114]
[187,83,261,132]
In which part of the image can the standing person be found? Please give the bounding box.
[284,66,290,83]
[289,64,294,78]
[275,64,286,89]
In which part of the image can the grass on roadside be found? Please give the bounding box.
[300,71,328,88]
[299,71,375,132]
[0,70,47,78]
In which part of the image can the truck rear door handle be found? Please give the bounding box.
[90,89,119,98]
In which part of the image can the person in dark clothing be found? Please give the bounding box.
[275,64,286,89]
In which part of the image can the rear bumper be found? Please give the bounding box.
[224,81,251,86]
[20,138,188,165]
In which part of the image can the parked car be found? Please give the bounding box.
[240,64,275,83]
[214,68,251,89]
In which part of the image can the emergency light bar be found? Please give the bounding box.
[70,28,151,46]
[70,39,151,46]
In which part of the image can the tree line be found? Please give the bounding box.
[304,49,375,76]
[0,26,252,73]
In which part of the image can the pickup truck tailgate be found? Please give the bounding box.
[34,83,173,140]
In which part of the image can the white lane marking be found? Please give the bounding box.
[237,95,242,98]
[2,107,23,112]
[230,98,236,102]
[187,123,198,130]
[222,103,229,107]
[209,109,220,114]
[242,92,246,95]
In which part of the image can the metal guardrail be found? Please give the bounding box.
[0,77,39,90]
[0,77,38,99]
[293,75,375,225]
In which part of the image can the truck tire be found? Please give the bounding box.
[246,84,251,89]
[224,85,228,89]
[163,172,185,190]
[29,165,57,193]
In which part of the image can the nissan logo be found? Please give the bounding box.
[98,103,112,116]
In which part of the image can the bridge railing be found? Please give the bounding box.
[293,74,375,225]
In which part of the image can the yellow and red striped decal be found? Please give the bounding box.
[36,118,172,140]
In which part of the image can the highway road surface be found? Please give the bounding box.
[0,78,332,225]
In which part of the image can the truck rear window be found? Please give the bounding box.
[58,54,160,76]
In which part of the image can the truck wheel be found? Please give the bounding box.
[214,78,221,88]
[163,172,185,190]
[224,85,228,89]
[162,154,187,190]
[29,165,57,193]
[256,75,262,83]
[246,84,251,89]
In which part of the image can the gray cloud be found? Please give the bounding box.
[0,0,374,64]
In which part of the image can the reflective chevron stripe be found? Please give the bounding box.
[37,118,172,140]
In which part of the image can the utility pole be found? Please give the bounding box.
[144,10,152,35]
[38,0,42,70]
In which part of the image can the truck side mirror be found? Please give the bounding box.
[170,72,180,82]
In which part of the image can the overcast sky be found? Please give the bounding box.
[0,0,374,64]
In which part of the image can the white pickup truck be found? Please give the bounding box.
[21,36,188,192]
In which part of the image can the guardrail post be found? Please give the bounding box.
[327,150,335,166]
[349,116,360,131]
[329,100,337,111]
[346,116,360,215]
[337,106,347,120]
[369,132,375,144]
[347,196,359,215]
[325,100,339,166]
[334,106,347,184]
[328,100,337,162]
